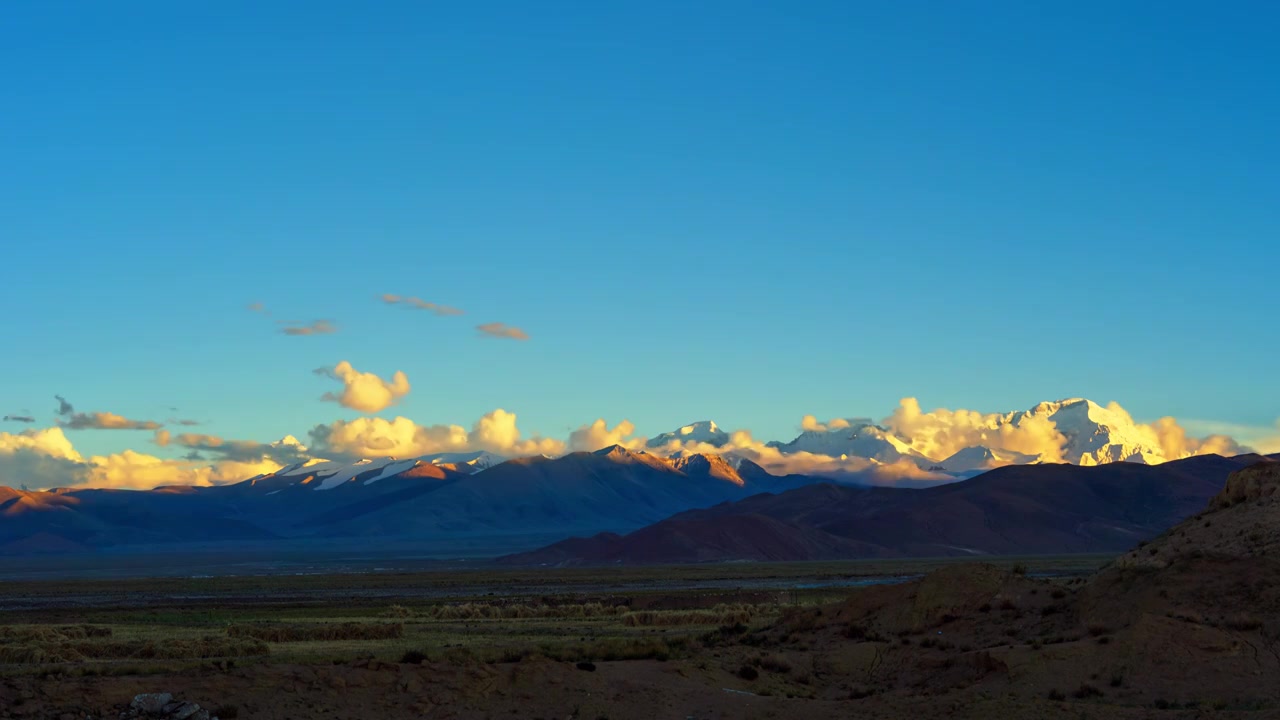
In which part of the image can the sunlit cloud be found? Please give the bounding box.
[279,319,337,336]
[0,426,287,491]
[800,416,860,433]
[54,396,162,431]
[568,419,646,452]
[315,361,411,414]
[246,302,268,314]
[1180,418,1280,454]
[154,429,310,465]
[883,398,1068,463]
[381,294,464,316]
[476,322,529,341]
[309,409,564,461]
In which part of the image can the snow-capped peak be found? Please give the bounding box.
[646,421,730,449]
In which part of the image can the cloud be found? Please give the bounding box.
[166,418,202,427]
[476,322,529,341]
[1179,418,1280,455]
[60,412,163,431]
[645,426,949,486]
[569,419,646,452]
[0,426,286,491]
[800,416,859,433]
[53,396,162,431]
[309,409,564,460]
[381,294,464,316]
[280,320,337,336]
[316,361,411,414]
[3,415,35,423]
[883,398,1068,463]
[0,427,90,488]
[154,429,310,465]
[247,302,267,314]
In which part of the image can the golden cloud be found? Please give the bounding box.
[309,409,564,460]
[317,361,411,414]
[568,419,646,452]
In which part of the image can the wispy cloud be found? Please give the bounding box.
[246,302,269,314]
[381,294,464,316]
[2,414,35,423]
[316,361,411,414]
[54,396,162,430]
[279,319,337,336]
[476,322,529,341]
[154,429,310,465]
[166,417,202,427]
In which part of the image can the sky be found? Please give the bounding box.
[2,1,1278,486]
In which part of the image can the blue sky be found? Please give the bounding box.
[3,1,1277,460]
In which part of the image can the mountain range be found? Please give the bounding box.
[500,452,1280,566]
[0,397,1265,558]
[0,446,808,554]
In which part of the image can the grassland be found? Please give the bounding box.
[0,555,1104,674]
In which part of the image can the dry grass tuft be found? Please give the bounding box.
[226,622,403,643]
[622,605,754,627]
[0,636,267,664]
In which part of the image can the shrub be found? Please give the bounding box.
[1073,684,1103,699]
[399,650,428,664]
[1012,563,1029,576]
[758,654,791,674]
[1047,689,1065,701]
[737,665,759,680]
[576,661,596,672]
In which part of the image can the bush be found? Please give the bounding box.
[1073,684,1103,699]
[1047,689,1065,701]
[399,650,428,664]
[1012,563,1029,576]
[737,665,759,680]
[576,661,596,672]
[758,654,791,674]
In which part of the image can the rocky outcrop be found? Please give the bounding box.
[120,693,219,720]
[1212,459,1280,509]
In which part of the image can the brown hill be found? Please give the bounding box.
[685,459,1280,710]
[504,453,1273,565]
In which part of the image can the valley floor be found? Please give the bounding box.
[2,555,1274,719]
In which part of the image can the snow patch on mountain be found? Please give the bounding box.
[937,446,1041,472]
[767,422,929,465]
[646,421,729,449]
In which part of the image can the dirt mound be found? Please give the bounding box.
[1113,460,1280,569]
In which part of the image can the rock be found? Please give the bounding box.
[130,694,173,715]
[1213,461,1280,509]
[171,702,204,720]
